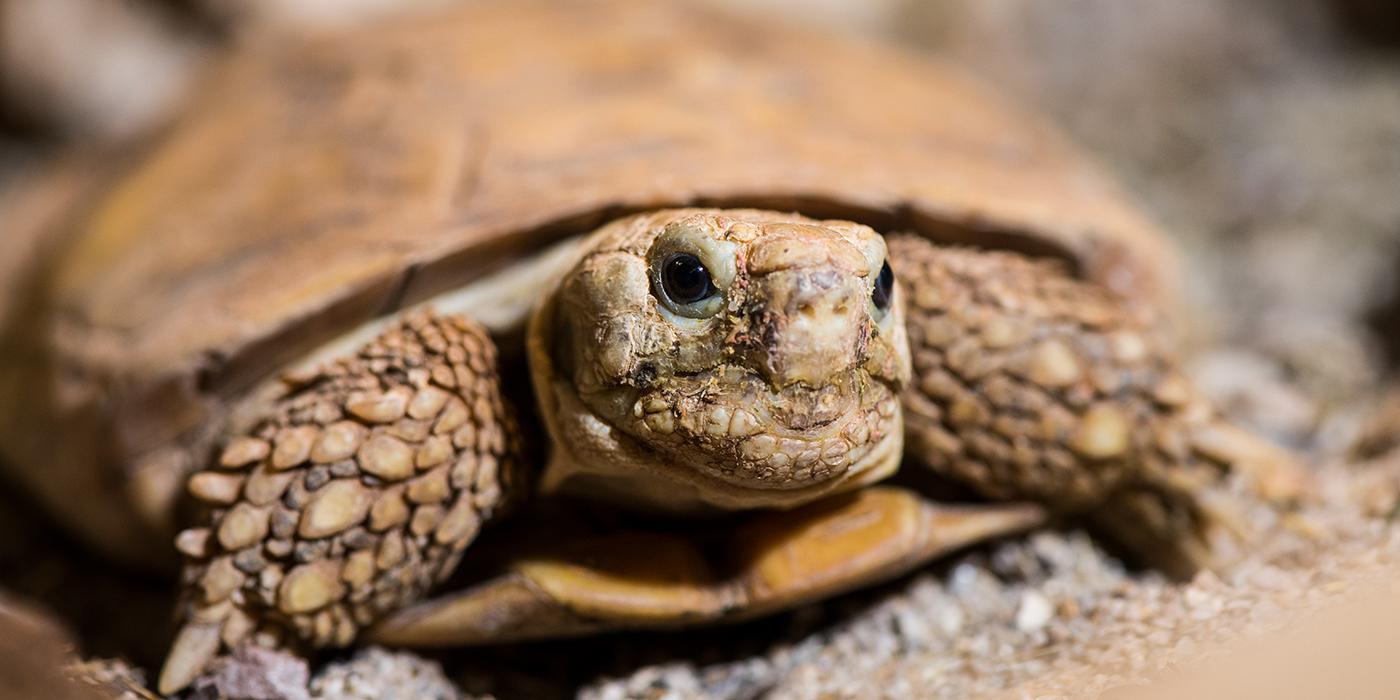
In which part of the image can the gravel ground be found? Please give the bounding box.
[2,0,1399,698]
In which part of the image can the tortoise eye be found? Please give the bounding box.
[661,252,718,305]
[872,261,894,311]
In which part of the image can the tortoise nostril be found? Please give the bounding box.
[834,302,849,316]
[798,303,817,320]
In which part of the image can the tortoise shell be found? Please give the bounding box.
[0,0,1172,564]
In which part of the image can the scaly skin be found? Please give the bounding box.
[163,209,1289,692]
[163,313,523,693]
[892,235,1297,575]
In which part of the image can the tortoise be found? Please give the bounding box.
[0,0,1300,694]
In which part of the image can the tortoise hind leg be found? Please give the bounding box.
[365,487,1043,646]
[889,234,1306,577]
[159,311,525,694]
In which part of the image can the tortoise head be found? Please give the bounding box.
[529,209,910,512]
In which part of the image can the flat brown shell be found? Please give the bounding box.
[0,0,1173,561]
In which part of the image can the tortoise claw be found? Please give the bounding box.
[158,622,222,696]
[368,487,1043,646]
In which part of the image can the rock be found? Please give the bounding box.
[189,646,309,700]
[309,648,463,700]
[1015,591,1055,632]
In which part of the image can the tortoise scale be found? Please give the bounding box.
[0,1,1300,695]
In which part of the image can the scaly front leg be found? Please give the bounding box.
[890,235,1304,578]
[160,312,525,694]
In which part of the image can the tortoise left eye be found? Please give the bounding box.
[872,261,894,311]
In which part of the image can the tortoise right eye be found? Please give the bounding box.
[660,252,719,305]
[647,220,737,320]
[872,261,894,312]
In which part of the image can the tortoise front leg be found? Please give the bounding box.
[889,234,1303,577]
[160,311,524,694]
[364,487,1042,646]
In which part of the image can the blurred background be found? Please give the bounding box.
[2,1,1399,697]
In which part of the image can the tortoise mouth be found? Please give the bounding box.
[535,364,906,513]
[610,366,903,492]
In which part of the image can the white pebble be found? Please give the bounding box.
[1015,591,1055,632]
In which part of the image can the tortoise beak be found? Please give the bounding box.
[742,226,874,389]
[749,265,871,388]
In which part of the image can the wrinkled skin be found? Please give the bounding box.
[531,210,911,512]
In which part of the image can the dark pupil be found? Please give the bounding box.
[663,253,717,304]
[872,261,894,310]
